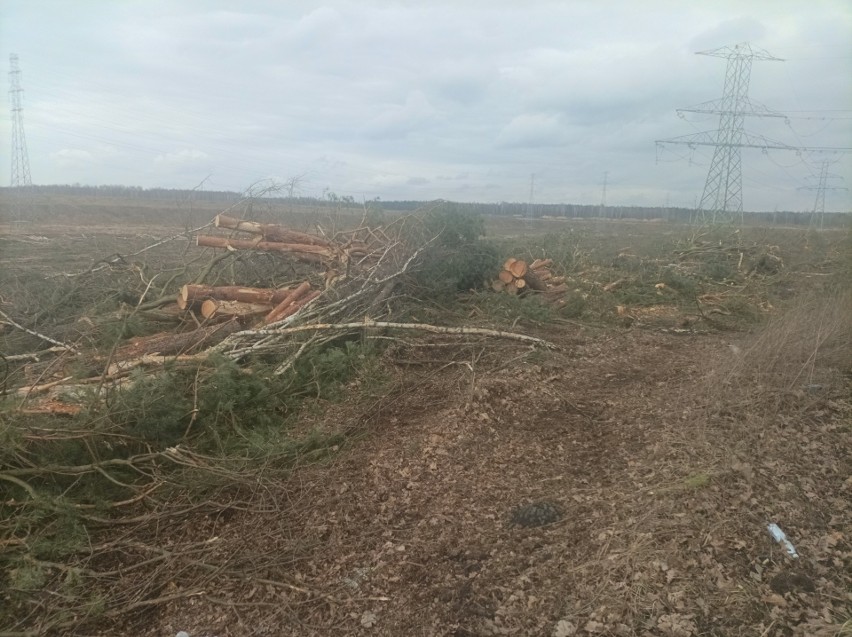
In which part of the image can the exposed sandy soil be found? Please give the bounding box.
[133,325,850,637]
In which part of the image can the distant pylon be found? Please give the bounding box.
[798,159,847,229]
[9,53,32,188]
[657,42,851,226]
[526,173,535,218]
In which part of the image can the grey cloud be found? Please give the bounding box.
[1,1,850,210]
[496,113,570,149]
[690,18,768,52]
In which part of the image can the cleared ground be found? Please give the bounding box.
[0,202,849,637]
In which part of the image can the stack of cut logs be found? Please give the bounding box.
[492,258,567,299]
[177,282,320,324]
[196,214,374,266]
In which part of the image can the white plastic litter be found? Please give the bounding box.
[767,523,799,559]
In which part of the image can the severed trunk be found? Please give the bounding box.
[180,284,293,309]
[265,281,313,324]
[199,299,271,321]
[114,320,243,359]
[215,214,333,247]
[196,235,334,264]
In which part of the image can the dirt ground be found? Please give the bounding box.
[138,325,850,637]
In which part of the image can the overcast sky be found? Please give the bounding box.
[2,1,851,211]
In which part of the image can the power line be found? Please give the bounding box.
[656,42,852,224]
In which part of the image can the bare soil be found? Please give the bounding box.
[141,326,850,637]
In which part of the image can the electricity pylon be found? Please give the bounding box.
[656,42,850,225]
[798,159,847,229]
[9,54,32,188]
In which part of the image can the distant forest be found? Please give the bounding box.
[2,183,849,227]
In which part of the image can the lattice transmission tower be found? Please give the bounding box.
[9,53,32,188]
[656,42,850,224]
[798,159,847,229]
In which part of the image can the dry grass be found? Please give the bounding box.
[709,286,852,415]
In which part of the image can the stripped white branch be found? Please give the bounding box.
[0,310,81,354]
[239,319,559,350]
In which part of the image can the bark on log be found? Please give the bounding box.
[215,214,332,247]
[522,270,547,292]
[180,284,293,307]
[530,258,553,271]
[265,281,312,324]
[196,235,332,263]
[115,321,243,359]
[266,290,320,324]
[200,300,272,320]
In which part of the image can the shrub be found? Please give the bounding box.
[408,204,500,296]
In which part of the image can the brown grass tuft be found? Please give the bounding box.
[710,285,852,415]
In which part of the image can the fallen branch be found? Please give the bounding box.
[244,320,559,349]
[0,309,80,354]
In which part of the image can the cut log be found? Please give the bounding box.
[509,260,528,278]
[498,270,515,284]
[522,270,547,291]
[196,235,333,264]
[265,281,312,324]
[503,257,518,271]
[266,290,321,324]
[491,280,506,293]
[530,258,553,271]
[200,300,271,321]
[180,284,293,307]
[505,283,519,296]
[114,321,243,359]
[215,214,333,247]
[537,270,553,282]
[515,278,527,290]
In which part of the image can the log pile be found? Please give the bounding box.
[176,282,319,325]
[109,217,381,361]
[492,258,568,301]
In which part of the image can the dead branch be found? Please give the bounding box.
[244,319,558,349]
[0,309,80,354]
